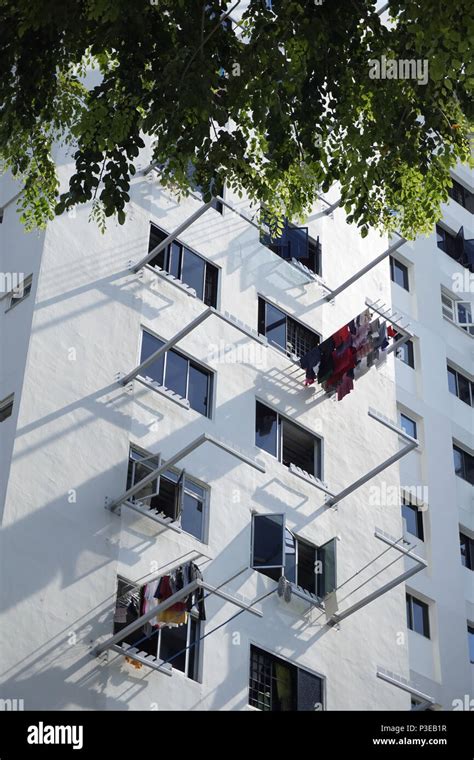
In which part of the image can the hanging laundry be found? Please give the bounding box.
[300,307,399,402]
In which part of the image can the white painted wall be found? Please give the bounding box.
[392,170,474,709]
[1,147,421,711]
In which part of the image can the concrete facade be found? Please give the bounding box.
[1,148,467,711]
[391,163,474,710]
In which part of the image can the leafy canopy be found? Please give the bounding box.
[0,0,472,238]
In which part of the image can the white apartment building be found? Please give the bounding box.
[389,163,474,710]
[0,139,470,711]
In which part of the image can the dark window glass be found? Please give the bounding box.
[140,332,165,384]
[249,646,323,711]
[390,256,409,290]
[252,514,285,569]
[448,179,474,213]
[257,297,319,359]
[468,626,474,663]
[460,532,473,570]
[139,332,212,416]
[281,418,316,476]
[181,492,204,540]
[447,366,458,396]
[297,540,316,595]
[317,538,337,598]
[148,226,167,269]
[402,501,424,540]
[400,413,417,439]
[284,530,296,583]
[458,374,471,405]
[204,263,218,307]
[396,338,415,368]
[165,350,188,399]
[255,401,279,456]
[407,594,430,638]
[0,395,14,422]
[181,248,205,300]
[453,445,474,485]
[148,224,218,306]
[256,401,321,477]
[264,302,287,351]
[159,622,188,673]
[436,224,459,259]
[188,364,211,417]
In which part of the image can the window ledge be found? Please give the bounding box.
[145,263,197,298]
[136,375,191,409]
[442,315,474,338]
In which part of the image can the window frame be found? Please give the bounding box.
[248,644,325,712]
[127,446,209,542]
[453,443,474,485]
[257,296,321,360]
[255,399,322,478]
[250,513,336,599]
[402,499,424,541]
[400,412,417,440]
[148,223,220,308]
[460,531,474,570]
[5,274,33,311]
[468,625,474,664]
[0,393,14,422]
[447,364,474,406]
[406,593,430,639]
[260,214,322,276]
[139,328,214,418]
[389,256,409,291]
[447,178,474,213]
[114,576,201,680]
[441,290,474,336]
[395,336,415,368]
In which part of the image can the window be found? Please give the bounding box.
[453,444,474,485]
[251,514,336,597]
[400,413,417,439]
[436,224,474,273]
[0,394,14,422]
[441,291,474,336]
[6,274,32,310]
[406,593,430,638]
[258,297,320,359]
[390,256,409,290]
[127,447,207,541]
[249,645,323,711]
[436,224,459,259]
[140,330,213,417]
[113,578,200,680]
[255,401,321,477]
[260,216,321,275]
[402,499,424,541]
[148,224,219,307]
[447,365,474,406]
[468,625,474,664]
[460,532,473,570]
[448,179,474,213]
[395,336,415,368]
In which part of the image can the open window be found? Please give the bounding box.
[113,578,200,680]
[148,224,219,307]
[255,400,321,478]
[127,447,207,541]
[258,297,320,359]
[260,215,322,276]
[249,645,324,711]
[0,393,14,422]
[139,330,213,417]
[251,513,336,599]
